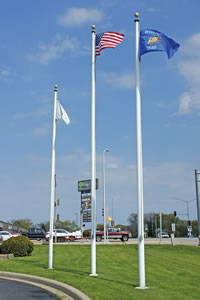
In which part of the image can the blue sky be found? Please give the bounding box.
[0,0,199,227]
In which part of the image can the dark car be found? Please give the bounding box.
[22,228,45,240]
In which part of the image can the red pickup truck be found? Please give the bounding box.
[96,227,131,242]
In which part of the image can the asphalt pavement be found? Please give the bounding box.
[34,237,199,246]
[0,279,59,300]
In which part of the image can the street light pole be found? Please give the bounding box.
[75,213,78,226]
[103,148,110,244]
[160,212,162,244]
[172,197,194,220]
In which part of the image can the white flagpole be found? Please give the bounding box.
[90,25,98,276]
[134,12,147,289]
[48,84,57,269]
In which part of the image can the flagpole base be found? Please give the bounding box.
[89,273,98,277]
[136,286,149,290]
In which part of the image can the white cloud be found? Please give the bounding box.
[57,8,104,26]
[177,32,200,114]
[0,65,10,77]
[177,92,192,114]
[27,34,89,65]
[25,153,49,165]
[3,146,196,224]
[143,161,190,188]
[14,113,25,119]
[32,124,50,136]
[146,7,158,13]
[107,163,118,169]
[181,33,200,57]
[102,72,135,89]
[128,165,136,170]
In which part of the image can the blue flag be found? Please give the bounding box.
[140,29,180,59]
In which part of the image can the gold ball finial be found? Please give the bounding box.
[54,84,58,89]
[92,25,96,30]
[135,12,139,18]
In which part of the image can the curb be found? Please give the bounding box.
[0,272,91,300]
[0,254,14,259]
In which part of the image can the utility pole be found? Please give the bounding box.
[195,170,200,246]
[75,213,78,226]
[172,197,194,221]
[155,216,157,238]
[160,212,162,244]
[102,148,110,244]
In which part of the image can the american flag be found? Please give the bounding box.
[95,32,124,56]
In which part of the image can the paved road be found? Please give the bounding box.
[0,279,59,300]
[34,237,199,246]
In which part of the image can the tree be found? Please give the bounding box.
[127,213,138,238]
[114,224,127,230]
[55,220,80,232]
[11,219,33,231]
[127,212,198,237]
[191,220,198,237]
[38,222,49,232]
[97,224,103,231]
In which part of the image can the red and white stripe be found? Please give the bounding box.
[96,32,124,56]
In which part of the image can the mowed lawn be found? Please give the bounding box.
[0,244,199,300]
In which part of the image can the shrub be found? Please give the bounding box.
[0,235,34,257]
[83,229,91,238]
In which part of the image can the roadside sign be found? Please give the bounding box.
[81,194,91,202]
[78,179,99,223]
[78,180,91,192]
[171,223,176,232]
[83,209,92,213]
[78,179,99,192]
[83,210,91,222]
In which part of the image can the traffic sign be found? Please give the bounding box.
[171,223,176,232]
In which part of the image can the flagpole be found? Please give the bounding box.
[90,24,98,276]
[134,12,147,289]
[48,84,57,269]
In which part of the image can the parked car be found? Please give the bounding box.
[70,230,82,240]
[158,232,169,238]
[0,231,14,241]
[45,229,71,242]
[11,232,21,237]
[184,234,195,238]
[22,228,45,240]
[96,227,131,242]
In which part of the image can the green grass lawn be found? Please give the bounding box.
[0,244,199,300]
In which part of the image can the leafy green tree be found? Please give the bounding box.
[55,220,80,232]
[97,224,103,231]
[38,222,49,232]
[114,224,127,230]
[191,220,198,237]
[11,219,33,231]
[128,212,197,237]
[127,213,138,237]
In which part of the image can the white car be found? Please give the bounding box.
[45,229,71,242]
[158,232,169,238]
[0,231,14,241]
[70,230,82,239]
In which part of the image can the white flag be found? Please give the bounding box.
[56,99,70,125]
